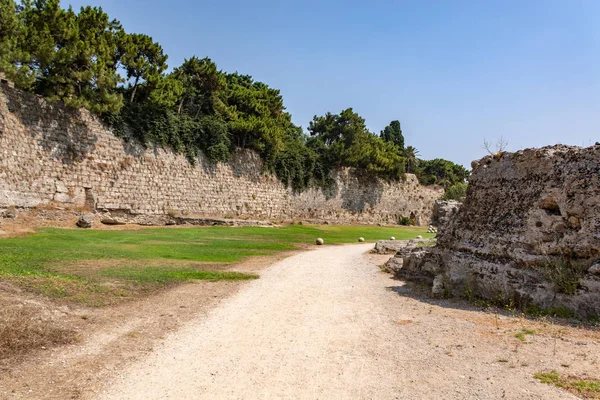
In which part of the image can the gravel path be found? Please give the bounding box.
[98,244,581,400]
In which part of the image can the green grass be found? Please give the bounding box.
[524,304,578,319]
[0,224,430,305]
[99,267,259,284]
[535,370,600,399]
[514,329,535,342]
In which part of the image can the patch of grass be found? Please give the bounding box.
[0,304,78,362]
[514,329,535,342]
[535,370,561,385]
[534,258,588,295]
[417,240,437,248]
[535,370,600,399]
[0,224,428,304]
[99,267,258,284]
[524,304,578,319]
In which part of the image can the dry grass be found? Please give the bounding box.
[0,303,78,363]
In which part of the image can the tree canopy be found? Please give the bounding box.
[0,0,468,192]
[380,120,404,151]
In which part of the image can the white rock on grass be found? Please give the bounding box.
[316,238,324,245]
[358,237,365,242]
[417,235,423,240]
[390,236,396,241]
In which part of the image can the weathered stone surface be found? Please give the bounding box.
[0,84,443,226]
[375,238,435,255]
[432,200,460,233]
[374,240,409,255]
[100,216,127,226]
[397,145,600,318]
[77,214,94,228]
[383,256,403,274]
[431,275,445,297]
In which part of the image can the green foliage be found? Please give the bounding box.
[524,304,577,319]
[198,115,231,163]
[272,126,323,192]
[0,0,466,191]
[16,0,124,112]
[535,258,588,295]
[308,108,406,180]
[119,33,168,103]
[380,120,404,150]
[398,216,412,226]
[514,329,535,342]
[148,74,185,108]
[534,371,561,385]
[415,158,470,188]
[535,370,600,397]
[441,182,468,201]
[174,56,226,117]
[99,267,258,284]
[0,0,34,87]
[404,146,419,173]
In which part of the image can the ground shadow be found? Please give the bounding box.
[385,277,600,331]
[341,169,384,212]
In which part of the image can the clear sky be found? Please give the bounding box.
[66,0,599,168]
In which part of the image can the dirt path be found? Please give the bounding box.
[97,244,596,400]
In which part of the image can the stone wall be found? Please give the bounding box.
[0,84,442,225]
[395,145,600,317]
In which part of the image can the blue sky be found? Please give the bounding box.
[67,0,599,167]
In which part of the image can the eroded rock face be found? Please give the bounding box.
[374,239,433,255]
[397,144,600,317]
[432,200,461,233]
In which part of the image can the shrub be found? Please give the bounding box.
[399,216,412,226]
[441,183,468,201]
[535,257,588,295]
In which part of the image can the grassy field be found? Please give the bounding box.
[0,224,431,306]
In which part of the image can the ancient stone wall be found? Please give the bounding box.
[395,145,600,317]
[0,84,442,225]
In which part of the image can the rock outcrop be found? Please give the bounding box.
[374,238,434,255]
[432,200,461,233]
[396,145,600,318]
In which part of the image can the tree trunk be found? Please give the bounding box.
[130,76,140,103]
[178,96,185,116]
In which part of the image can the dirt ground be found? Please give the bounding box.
[0,251,292,400]
[1,244,599,399]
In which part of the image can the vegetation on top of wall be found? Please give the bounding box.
[0,0,468,191]
[440,182,468,201]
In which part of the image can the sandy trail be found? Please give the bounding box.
[98,244,583,400]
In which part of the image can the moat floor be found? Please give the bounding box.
[97,244,591,400]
